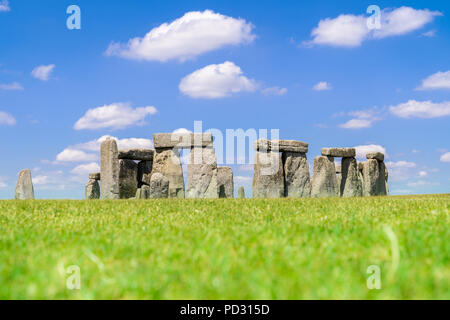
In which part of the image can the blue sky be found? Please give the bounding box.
[0,0,449,199]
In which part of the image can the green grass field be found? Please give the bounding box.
[0,195,449,300]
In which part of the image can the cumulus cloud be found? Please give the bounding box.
[0,0,10,12]
[74,102,157,130]
[339,107,383,129]
[179,61,257,99]
[0,111,16,125]
[0,82,23,90]
[386,161,416,168]
[440,152,450,163]
[71,162,100,176]
[417,71,450,90]
[262,86,288,96]
[313,81,332,91]
[56,149,98,163]
[106,10,255,62]
[305,7,442,47]
[389,100,450,118]
[31,64,55,81]
[354,144,387,160]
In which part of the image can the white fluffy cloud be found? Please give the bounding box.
[354,144,387,160]
[106,10,255,62]
[179,61,257,99]
[417,71,450,90]
[440,152,450,163]
[0,0,10,12]
[31,64,55,81]
[339,107,383,129]
[0,111,16,125]
[389,100,450,118]
[74,103,157,130]
[305,7,441,47]
[313,81,332,91]
[0,82,23,90]
[56,149,98,163]
[262,86,288,96]
[386,161,416,168]
[71,162,100,176]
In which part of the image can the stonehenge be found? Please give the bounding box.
[253,139,310,198]
[15,169,34,200]
[85,173,100,199]
[86,135,390,200]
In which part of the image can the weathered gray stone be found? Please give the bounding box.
[151,148,185,198]
[85,179,100,200]
[255,139,308,153]
[322,148,356,158]
[153,133,213,149]
[377,161,388,196]
[100,138,119,199]
[340,158,362,197]
[362,159,379,196]
[89,172,100,180]
[385,166,389,195]
[135,186,150,199]
[149,173,169,199]
[15,169,34,200]
[118,149,154,161]
[119,159,138,199]
[282,152,311,197]
[238,186,245,199]
[252,151,284,198]
[358,161,365,195]
[336,164,342,194]
[137,160,153,187]
[366,152,385,162]
[217,167,234,198]
[186,147,219,198]
[311,156,338,198]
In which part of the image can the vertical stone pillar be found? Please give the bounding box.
[119,159,138,199]
[336,164,342,195]
[186,147,219,198]
[15,169,34,200]
[238,186,245,199]
[217,166,234,198]
[282,152,311,197]
[85,173,100,200]
[100,138,119,199]
[362,159,379,196]
[340,158,362,197]
[311,156,338,197]
[252,151,284,198]
[152,148,185,198]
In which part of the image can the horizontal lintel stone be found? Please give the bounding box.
[366,152,385,162]
[321,148,356,158]
[254,139,308,153]
[89,172,100,180]
[118,149,155,161]
[153,133,213,149]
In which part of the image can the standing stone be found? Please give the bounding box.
[340,158,362,197]
[311,156,338,198]
[358,162,365,195]
[85,179,100,200]
[377,161,388,196]
[336,164,342,195]
[238,186,245,199]
[137,160,153,187]
[186,147,219,198]
[385,166,389,195]
[149,173,169,199]
[135,186,150,199]
[282,152,311,197]
[119,159,138,199]
[100,138,119,199]
[152,148,185,198]
[362,159,379,196]
[252,151,284,198]
[217,167,234,198]
[15,169,34,200]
